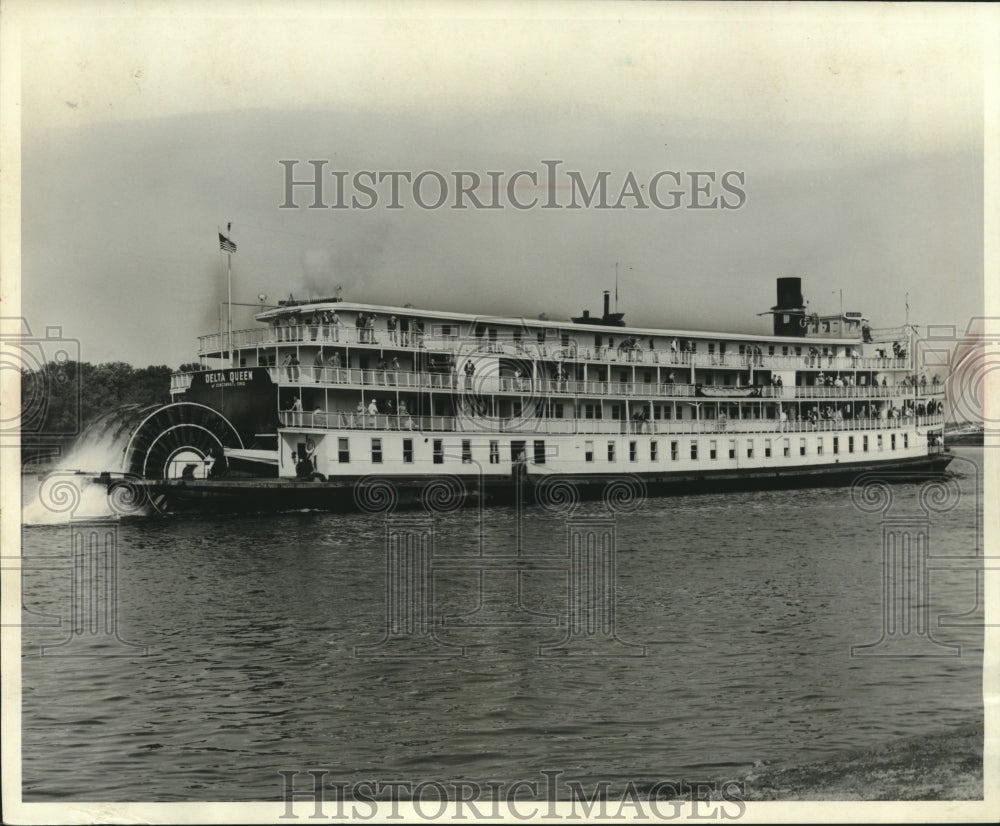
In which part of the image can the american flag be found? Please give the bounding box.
[219,232,237,253]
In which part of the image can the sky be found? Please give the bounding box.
[6,1,991,369]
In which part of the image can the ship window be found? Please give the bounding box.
[710,440,717,460]
[611,404,622,420]
[629,441,637,462]
[562,332,570,347]
[782,314,790,324]
[729,440,736,459]
[690,440,698,460]
[607,441,616,461]
[781,439,789,457]
[799,438,806,456]
[532,440,546,464]
[848,436,855,453]
[833,436,840,454]
[371,438,383,464]
[462,439,472,463]
[863,435,869,452]
[768,346,775,356]
[877,434,884,452]
[644,372,652,383]
[403,438,413,463]
[512,329,521,342]
[781,345,789,356]
[671,440,679,460]
[585,440,594,462]
[338,437,350,463]
[595,335,603,348]
[903,433,908,449]
[817,437,824,455]
[512,401,522,417]
[651,440,658,461]
[490,440,500,464]
[794,346,802,356]
[890,433,896,450]
[433,439,444,464]
[747,440,754,459]
[765,439,772,458]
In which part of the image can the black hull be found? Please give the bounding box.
[119,453,954,516]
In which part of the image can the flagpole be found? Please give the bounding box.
[227,251,233,366]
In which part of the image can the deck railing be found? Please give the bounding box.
[265,366,943,401]
[277,411,944,436]
[197,326,916,375]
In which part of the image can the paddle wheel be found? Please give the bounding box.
[122,402,243,479]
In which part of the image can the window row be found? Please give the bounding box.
[331,432,910,465]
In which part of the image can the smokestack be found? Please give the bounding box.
[603,291,610,317]
[773,277,806,337]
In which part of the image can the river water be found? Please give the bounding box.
[19,448,984,802]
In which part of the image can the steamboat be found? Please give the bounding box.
[108,277,950,512]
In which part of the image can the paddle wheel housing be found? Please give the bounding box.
[122,402,244,479]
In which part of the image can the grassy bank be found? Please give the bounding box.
[741,720,983,800]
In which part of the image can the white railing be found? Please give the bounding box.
[196,326,915,375]
[266,366,944,402]
[277,411,943,436]
[170,373,193,393]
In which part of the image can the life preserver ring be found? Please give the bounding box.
[305,438,316,453]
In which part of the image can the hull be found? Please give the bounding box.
[121,452,954,515]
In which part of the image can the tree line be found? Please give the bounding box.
[21,361,181,449]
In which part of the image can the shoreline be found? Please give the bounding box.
[740,719,983,801]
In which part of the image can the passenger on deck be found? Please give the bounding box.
[314,351,325,382]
